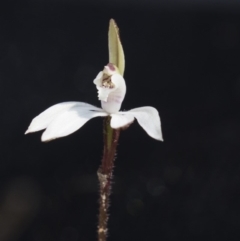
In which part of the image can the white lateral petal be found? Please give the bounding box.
[110,113,134,129]
[127,107,163,141]
[93,71,103,86]
[41,107,107,142]
[111,73,125,90]
[25,102,102,134]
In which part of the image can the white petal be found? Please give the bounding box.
[110,74,124,88]
[25,102,103,134]
[93,71,103,86]
[126,107,163,141]
[110,113,134,129]
[41,106,107,142]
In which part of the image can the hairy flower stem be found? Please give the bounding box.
[97,116,120,241]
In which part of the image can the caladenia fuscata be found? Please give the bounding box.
[25,19,163,241]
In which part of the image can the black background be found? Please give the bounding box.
[0,1,240,241]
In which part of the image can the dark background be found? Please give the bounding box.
[0,0,240,240]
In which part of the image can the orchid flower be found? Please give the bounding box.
[25,63,162,142]
[25,19,163,241]
[25,20,163,142]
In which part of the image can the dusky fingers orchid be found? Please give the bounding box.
[25,19,163,241]
[25,62,162,141]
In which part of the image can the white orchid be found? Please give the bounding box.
[25,20,163,142]
[25,63,162,142]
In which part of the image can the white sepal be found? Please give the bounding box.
[126,107,163,141]
[41,105,107,142]
[25,102,96,134]
[25,102,107,140]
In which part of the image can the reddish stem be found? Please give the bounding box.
[97,116,120,241]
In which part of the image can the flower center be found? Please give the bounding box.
[93,63,126,114]
[102,74,114,88]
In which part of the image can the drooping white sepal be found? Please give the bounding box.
[25,102,107,141]
[41,107,107,142]
[125,106,163,141]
